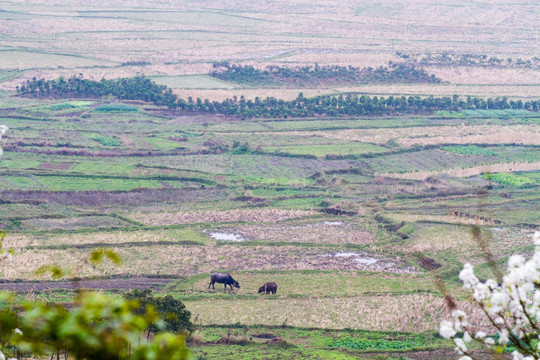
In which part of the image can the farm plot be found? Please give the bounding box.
[379,161,540,180]
[366,148,498,174]
[263,143,387,157]
[185,294,488,332]
[0,50,114,70]
[288,124,540,146]
[128,208,317,226]
[7,227,209,249]
[0,245,415,281]
[0,174,169,192]
[205,221,376,245]
[394,223,537,261]
[19,215,133,232]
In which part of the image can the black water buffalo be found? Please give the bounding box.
[258,282,278,294]
[208,272,240,292]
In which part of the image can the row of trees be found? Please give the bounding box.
[17,75,178,108]
[17,76,540,119]
[210,63,442,86]
[396,51,540,69]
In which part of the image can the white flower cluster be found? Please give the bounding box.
[0,125,7,156]
[441,232,540,360]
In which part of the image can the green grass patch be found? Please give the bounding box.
[47,101,94,111]
[461,109,535,117]
[442,145,497,156]
[333,334,426,351]
[92,104,138,113]
[481,172,532,187]
[32,175,166,191]
[144,137,185,151]
[433,110,466,117]
[89,134,121,147]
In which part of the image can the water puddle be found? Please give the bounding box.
[326,252,378,265]
[323,221,344,226]
[204,230,246,242]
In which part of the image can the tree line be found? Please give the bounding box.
[17,75,540,119]
[395,51,540,69]
[210,62,442,86]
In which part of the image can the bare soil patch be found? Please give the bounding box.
[129,208,317,226]
[0,276,174,292]
[208,222,376,245]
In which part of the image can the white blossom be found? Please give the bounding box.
[440,320,456,339]
[442,232,540,359]
[454,338,467,354]
[459,263,478,288]
[499,329,509,344]
[508,255,525,270]
[474,331,486,339]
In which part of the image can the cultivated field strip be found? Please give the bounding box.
[379,161,540,180]
[128,209,318,226]
[1,245,415,280]
[185,294,489,332]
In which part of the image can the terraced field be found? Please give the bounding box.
[1,1,539,358]
[0,92,538,358]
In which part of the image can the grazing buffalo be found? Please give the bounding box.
[258,282,278,294]
[208,272,240,292]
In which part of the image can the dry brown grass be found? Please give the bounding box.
[1,245,414,280]
[396,225,479,254]
[279,124,540,146]
[5,228,203,249]
[379,161,540,180]
[185,294,490,332]
[214,221,376,245]
[428,67,540,86]
[386,213,495,226]
[128,208,317,226]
